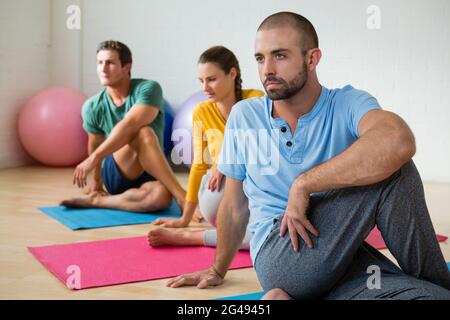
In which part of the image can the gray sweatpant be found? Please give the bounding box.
[254,160,450,300]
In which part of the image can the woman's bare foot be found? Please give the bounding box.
[261,288,292,300]
[147,227,204,247]
[60,192,101,208]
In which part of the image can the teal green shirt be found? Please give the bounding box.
[81,79,165,151]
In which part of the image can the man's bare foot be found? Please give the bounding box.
[261,288,292,300]
[60,192,101,208]
[147,227,203,247]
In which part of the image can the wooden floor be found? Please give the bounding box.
[0,165,449,300]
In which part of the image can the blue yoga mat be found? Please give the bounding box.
[217,263,450,300]
[39,199,181,230]
[216,291,265,300]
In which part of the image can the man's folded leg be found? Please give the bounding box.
[325,243,450,300]
[254,160,450,299]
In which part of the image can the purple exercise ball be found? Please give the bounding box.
[171,91,207,167]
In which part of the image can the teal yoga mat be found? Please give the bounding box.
[216,291,265,300]
[39,199,181,230]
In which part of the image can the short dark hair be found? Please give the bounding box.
[258,12,319,55]
[97,40,132,75]
[198,46,243,101]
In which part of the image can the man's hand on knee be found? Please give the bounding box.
[280,179,319,251]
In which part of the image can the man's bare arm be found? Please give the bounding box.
[166,176,250,288]
[212,177,250,278]
[91,104,159,160]
[73,104,159,188]
[296,110,416,193]
[87,132,106,192]
[282,110,416,250]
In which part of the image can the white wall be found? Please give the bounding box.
[1,0,450,183]
[0,0,51,168]
[80,0,450,182]
[49,0,83,88]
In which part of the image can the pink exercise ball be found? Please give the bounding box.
[18,86,88,167]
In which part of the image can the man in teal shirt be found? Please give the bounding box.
[166,13,450,299]
[62,40,185,211]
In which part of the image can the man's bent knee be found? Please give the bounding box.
[262,288,292,300]
[139,186,172,212]
[130,127,160,151]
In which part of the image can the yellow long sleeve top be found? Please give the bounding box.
[186,89,264,203]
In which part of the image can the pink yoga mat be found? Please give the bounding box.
[366,226,448,249]
[29,229,447,290]
[28,236,252,290]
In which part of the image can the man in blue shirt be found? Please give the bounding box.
[167,12,450,299]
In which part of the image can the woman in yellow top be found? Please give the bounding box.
[148,46,263,248]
